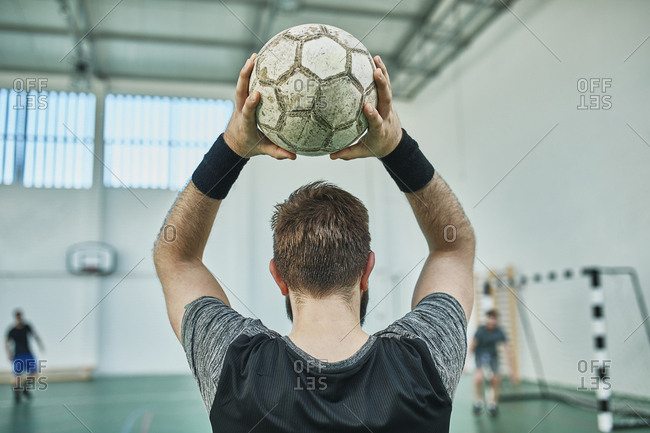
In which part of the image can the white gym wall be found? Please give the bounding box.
[401,0,650,397]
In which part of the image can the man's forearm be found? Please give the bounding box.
[380,130,475,315]
[154,180,233,337]
[405,173,475,255]
[154,134,249,263]
[154,182,221,263]
[154,57,291,339]
[378,129,474,255]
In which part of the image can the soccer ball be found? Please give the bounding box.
[249,24,378,156]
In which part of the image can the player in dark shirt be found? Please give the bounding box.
[467,309,517,416]
[154,53,476,432]
[5,310,44,403]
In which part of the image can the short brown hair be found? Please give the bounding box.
[271,181,371,298]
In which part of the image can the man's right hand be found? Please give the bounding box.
[330,56,403,160]
[223,53,296,160]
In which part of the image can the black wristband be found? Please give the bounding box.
[380,129,435,193]
[191,134,249,199]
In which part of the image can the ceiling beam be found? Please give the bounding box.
[0,24,69,37]
[0,64,236,87]
[0,23,395,58]
[296,3,416,20]
[152,0,419,20]
[249,0,278,53]
[77,0,104,77]
[393,0,443,67]
[421,1,509,80]
[91,30,252,50]
[0,24,251,50]
[56,0,98,87]
[399,0,513,98]
[0,64,73,77]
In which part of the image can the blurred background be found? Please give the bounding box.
[0,0,648,431]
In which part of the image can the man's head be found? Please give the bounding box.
[270,181,373,323]
[486,309,498,329]
[14,309,23,324]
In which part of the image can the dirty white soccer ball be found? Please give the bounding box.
[249,24,378,156]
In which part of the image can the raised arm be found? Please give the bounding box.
[331,56,475,321]
[153,183,226,340]
[153,53,295,341]
[405,174,475,319]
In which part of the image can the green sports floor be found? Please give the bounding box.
[1,376,648,433]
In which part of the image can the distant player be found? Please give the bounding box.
[5,310,44,403]
[467,309,517,416]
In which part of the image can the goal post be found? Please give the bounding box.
[477,264,650,432]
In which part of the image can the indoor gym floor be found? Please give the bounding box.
[2,375,648,433]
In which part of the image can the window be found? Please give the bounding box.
[103,94,233,190]
[0,89,96,189]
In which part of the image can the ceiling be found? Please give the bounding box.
[0,0,516,98]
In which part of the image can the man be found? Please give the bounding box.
[5,309,44,403]
[467,309,517,416]
[154,53,475,432]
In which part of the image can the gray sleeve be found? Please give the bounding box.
[180,296,273,412]
[378,292,467,400]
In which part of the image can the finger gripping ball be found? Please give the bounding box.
[249,24,378,156]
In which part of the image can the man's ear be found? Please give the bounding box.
[269,259,289,296]
[360,251,375,292]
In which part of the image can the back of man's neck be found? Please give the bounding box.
[288,296,370,362]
